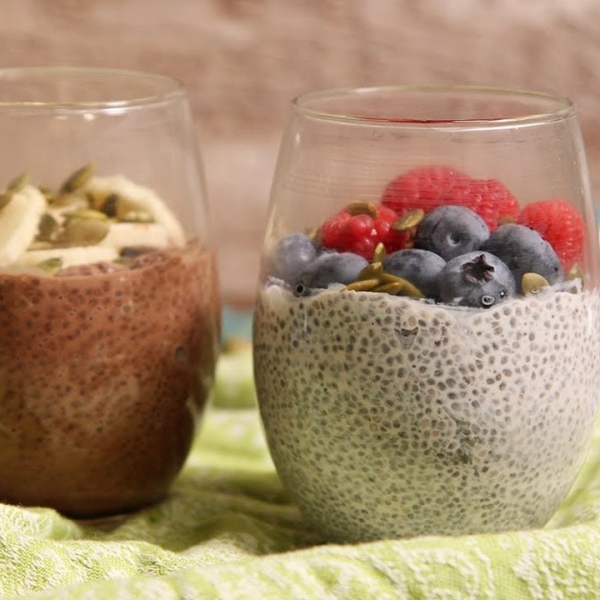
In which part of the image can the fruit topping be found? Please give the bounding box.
[482,223,564,294]
[293,252,368,297]
[381,164,468,214]
[413,205,489,261]
[319,202,409,260]
[0,164,185,276]
[439,178,519,231]
[276,164,587,309]
[437,251,516,309]
[382,249,446,299]
[516,198,584,272]
[269,233,318,284]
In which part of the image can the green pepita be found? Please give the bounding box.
[6,172,30,194]
[37,213,60,241]
[37,257,63,275]
[521,272,549,295]
[357,262,383,281]
[60,163,94,193]
[344,278,381,292]
[377,274,424,298]
[58,218,110,246]
[392,208,425,232]
[346,201,378,218]
[63,208,109,222]
[373,242,387,262]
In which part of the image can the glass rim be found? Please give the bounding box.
[291,84,576,128]
[0,66,185,110]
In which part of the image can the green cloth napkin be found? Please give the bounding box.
[3,330,600,598]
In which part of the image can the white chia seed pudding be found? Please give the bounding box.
[253,283,600,542]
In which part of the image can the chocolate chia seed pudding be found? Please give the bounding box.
[0,243,219,517]
[254,283,600,542]
[0,169,220,517]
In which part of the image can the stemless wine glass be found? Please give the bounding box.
[253,85,600,543]
[0,67,220,519]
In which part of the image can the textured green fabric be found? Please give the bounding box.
[2,346,600,598]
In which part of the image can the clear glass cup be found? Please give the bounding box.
[0,67,220,518]
[253,85,600,542]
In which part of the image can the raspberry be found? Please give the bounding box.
[516,198,584,271]
[381,165,469,214]
[439,178,520,231]
[319,203,409,260]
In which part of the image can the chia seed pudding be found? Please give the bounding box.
[254,284,600,541]
[0,167,220,517]
[253,164,600,541]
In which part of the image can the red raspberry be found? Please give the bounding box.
[440,178,520,231]
[381,165,469,214]
[516,198,584,271]
[319,204,409,260]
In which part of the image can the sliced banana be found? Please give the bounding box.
[13,246,118,270]
[0,185,47,267]
[99,222,170,251]
[86,175,186,247]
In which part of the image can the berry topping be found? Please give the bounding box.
[482,223,564,293]
[382,249,446,299]
[438,251,516,308]
[269,233,318,283]
[294,251,368,296]
[413,205,490,261]
[319,202,409,260]
[439,178,520,231]
[381,164,469,214]
[516,198,584,271]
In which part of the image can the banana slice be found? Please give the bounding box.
[0,185,47,267]
[99,222,170,251]
[86,175,186,247]
[13,246,118,270]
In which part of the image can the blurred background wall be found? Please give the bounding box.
[1,0,599,305]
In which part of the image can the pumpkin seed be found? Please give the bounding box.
[28,240,54,251]
[498,215,517,226]
[0,193,12,210]
[38,186,58,203]
[357,262,383,281]
[346,201,378,218]
[344,278,381,292]
[377,273,424,298]
[50,192,85,208]
[60,163,94,193]
[393,208,425,232]
[373,242,387,262]
[37,213,60,241]
[58,218,110,246]
[37,257,63,275]
[567,263,583,281]
[63,208,109,222]
[521,272,549,295]
[6,172,30,193]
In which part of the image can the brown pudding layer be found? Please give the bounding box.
[0,241,220,517]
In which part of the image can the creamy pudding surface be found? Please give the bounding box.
[254,284,600,541]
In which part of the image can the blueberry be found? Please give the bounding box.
[438,251,516,308]
[482,223,563,293]
[382,249,446,299]
[269,233,318,283]
[414,205,490,261]
[294,251,368,296]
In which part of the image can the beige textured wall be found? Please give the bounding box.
[2,0,600,305]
